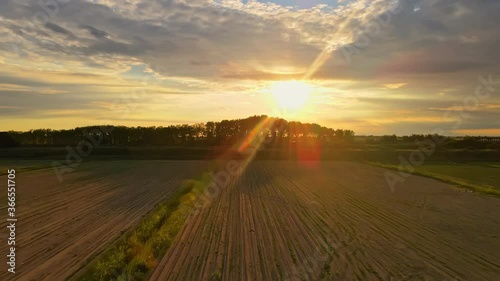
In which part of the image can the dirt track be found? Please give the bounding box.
[0,161,203,281]
[150,161,500,281]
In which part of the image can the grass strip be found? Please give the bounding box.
[75,173,212,281]
[0,164,54,175]
[366,161,500,198]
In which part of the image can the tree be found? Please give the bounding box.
[4,116,354,147]
[0,132,20,148]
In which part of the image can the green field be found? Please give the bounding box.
[368,161,500,197]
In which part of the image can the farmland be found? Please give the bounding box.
[2,0,500,279]
[1,160,499,280]
[369,161,500,196]
[150,161,500,280]
[0,161,204,281]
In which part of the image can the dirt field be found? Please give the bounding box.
[150,161,500,281]
[1,161,499,280]
[0,161,204,281]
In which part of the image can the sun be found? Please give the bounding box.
[270,80,313,110]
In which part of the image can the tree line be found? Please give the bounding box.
[371,134,500,149]
[1,115,355,147]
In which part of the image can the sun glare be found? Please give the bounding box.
[270,80,313,111]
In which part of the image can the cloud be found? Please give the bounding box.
[383,83,407,89]
[80,37,153,56]
[79,25,109,39]
[44,22,75,38]
[3,0,498,80]
[0,0,499,134]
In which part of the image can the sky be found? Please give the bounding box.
[0,0,499,135]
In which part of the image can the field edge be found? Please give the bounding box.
[365,161,500,198]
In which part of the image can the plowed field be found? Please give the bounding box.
[0,161,204,281]
[150,161,500,281]
[2,161,499,280]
